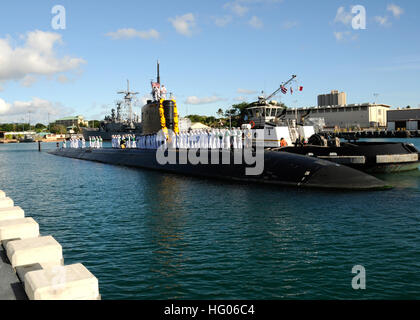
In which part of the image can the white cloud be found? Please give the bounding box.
[21,75,37,87]
[57,74,71,83]
[234,96,250,102]
[374,16,390,26]
[387,4,404,18]
[334,6,353,26]
[0,97,73,123]
[224,2,249,16]
[106,28,160,40]
[282,21,299,30]
[213,15,233,27]
[0,30,85,87]
[334,31,358,42]
[249,16,263,29]
[168,13,196,37]
[237,88,257,94]
[185,96,226,105]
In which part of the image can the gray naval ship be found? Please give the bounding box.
[82,80,142,141]
[50,64,392,190]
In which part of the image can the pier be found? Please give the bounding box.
[0,190,100,300]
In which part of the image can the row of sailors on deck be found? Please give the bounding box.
[65,129,254,150]
[63,136,103,149]
[110,128,253,150]
[111,134,137,149]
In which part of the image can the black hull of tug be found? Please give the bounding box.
[48,148,391,190]
[278,142,420,173]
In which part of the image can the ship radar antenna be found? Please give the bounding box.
[117,79,139,126]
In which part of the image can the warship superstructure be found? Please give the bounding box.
[82,80,142,140]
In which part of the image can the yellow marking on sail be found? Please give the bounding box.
[172,99,180,134]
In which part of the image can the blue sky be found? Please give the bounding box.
[0,0,419,124]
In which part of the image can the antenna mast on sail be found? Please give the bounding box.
[157,60,160,85]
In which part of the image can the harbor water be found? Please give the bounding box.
[1,139,419,299]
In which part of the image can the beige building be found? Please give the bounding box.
[54,116,88,129]
[285,103,391,129]
[318,90,347,107]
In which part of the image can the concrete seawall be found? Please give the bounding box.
[0,190,100,300]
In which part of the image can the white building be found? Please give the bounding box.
[285,103,391,129]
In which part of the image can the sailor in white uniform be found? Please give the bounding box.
[244,128,252,148]
[224,129,231,150]
[237,128,243,149]
[160,85,167,100]
[232,129,238,149]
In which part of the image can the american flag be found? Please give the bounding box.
[281,85,288,94]
[151,82,160,88]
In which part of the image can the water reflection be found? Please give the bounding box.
[142,174,189,297]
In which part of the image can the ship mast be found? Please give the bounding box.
[117,80,139,126]
[265,75,297,102]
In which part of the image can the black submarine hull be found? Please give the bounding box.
[278,142,420,173]
[48,148,391,190]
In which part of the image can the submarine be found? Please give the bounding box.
[48,64,391,190]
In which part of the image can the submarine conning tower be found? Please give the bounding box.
[141,61,180,135]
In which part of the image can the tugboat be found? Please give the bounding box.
[48,64,391,190]
[244,76,420,173]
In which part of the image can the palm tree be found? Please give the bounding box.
[217,108,224,118]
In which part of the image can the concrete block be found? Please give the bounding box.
[0,190,5,199]
[16,263,43,287]
[6,236,63,269]
[0,207,25,222]
[0,198,14,209]
[24,263,100,300]
[0,218,39,241]
[1,238,21,251]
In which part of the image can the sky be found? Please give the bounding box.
[0,0,419,124]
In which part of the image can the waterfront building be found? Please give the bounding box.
[2,131,37,139]
[54,116,88,129]
[318,90,347,107]
[387,108,420,131]
[285,103,391,129]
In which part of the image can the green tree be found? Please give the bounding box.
[216,108,224,118]
[35,123,46,130]
[88,120,100,128]
[50,124,67,134]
